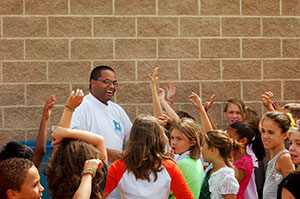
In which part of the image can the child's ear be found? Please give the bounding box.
[282,132,289,140]
[7,189,18,199]
[239,137,248,146]
[189,140,196,147]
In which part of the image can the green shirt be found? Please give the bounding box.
[170,157,205,199]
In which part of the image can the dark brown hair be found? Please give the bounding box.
[123,114,170,182]
[261,111,292,133]
[0,158,33,199]
[47,139,104,199]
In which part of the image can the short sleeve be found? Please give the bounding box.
[103,160,126,196]
[220,173,239,195]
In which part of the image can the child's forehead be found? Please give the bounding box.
[289,132,300,140]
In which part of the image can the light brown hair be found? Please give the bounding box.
[123,114,170,182]
[171,118,202,160]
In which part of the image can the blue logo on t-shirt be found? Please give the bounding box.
[113,120,122,132]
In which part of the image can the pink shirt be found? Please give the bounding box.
[233,155,253,199]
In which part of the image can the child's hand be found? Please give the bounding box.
[189,92,204,111]
[51,126,66,145]
[157,88,166,101]
[262,91,274,110]
[42,96,56,121]
[83,159,103,172]
[204,94,215,112]
[66,89,84,110]
[149,67,159,86]
[158,114,170,126]
[166,82,176,100]
[273,101,283,112]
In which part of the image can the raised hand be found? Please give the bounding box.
[273,101,283,112]
[189,92,204,111]
[262,91,275,111]
[166,82,176,100]
[157,88,166,101]
[42,95,56,121]
[149,67,159,86]
[204,94,215,112]
[66,89,84,110]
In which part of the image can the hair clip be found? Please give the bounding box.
[286,113,295,127]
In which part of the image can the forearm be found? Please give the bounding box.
[198,106,213,132]
[61,128,107,164]
[206,112,218,130]
[58,107,74,128]
[73,175,92,199]
[160,99,179,122]
[32,119,48,169]
[152,85,163,118]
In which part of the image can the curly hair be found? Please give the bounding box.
[170,118,203,160]
[123,114,170,182]
[0,158,33,199]
[46,139,104,199]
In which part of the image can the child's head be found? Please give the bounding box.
[283,103,300,121]
[170,118,202,160]
[228,122,254,146]
[176,110,195,121]
[224,99,247,125]
[245,107,260,128]
[123,114,168,181]
[260,111,292,150]
[47,139,103,199]
[0,142,34,162]
[288,121,300,168]
[0,158,44,199]
[202,130,236,167]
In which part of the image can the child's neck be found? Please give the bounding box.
[233,146,248,163]
[211,156,228,173]
[270,143,286,160]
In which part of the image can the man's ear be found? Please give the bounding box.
[7,189,17,199]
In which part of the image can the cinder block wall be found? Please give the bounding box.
[1,0,300,145]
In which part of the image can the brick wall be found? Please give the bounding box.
[1,0,300,145]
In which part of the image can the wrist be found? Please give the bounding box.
[64,104,75,112]
[165,99,174,105]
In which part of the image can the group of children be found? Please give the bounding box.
[0,67,300,199]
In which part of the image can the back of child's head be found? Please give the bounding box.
[224,98,247,115]
[176,110,195,121]
[283,103,300,120]
[0,141,34,162]
[229,122,265,161]
[261,111,292,133]
[171,118,202,160]
[245,107,260,128]
[123,114,169,182]
[47,138,103,199]
[0,158,34,199]
[204,130,238,167]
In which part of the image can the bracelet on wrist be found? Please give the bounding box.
[82,168,96,177]
[64,104,75,112]
[166,99,174,105]
[81,171,94,178]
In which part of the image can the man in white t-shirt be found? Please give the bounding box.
[71,65,132,199]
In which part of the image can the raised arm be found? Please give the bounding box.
[73,159,103,199]
[158,88,180,122]
[203,94,218,130]
[32,95,56,169]
[58,89,84,128]
[166,82,176,106]
[262,91,275,111]
[189,92,213,132]
[52,127,107,164]
[149,67,163,118]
